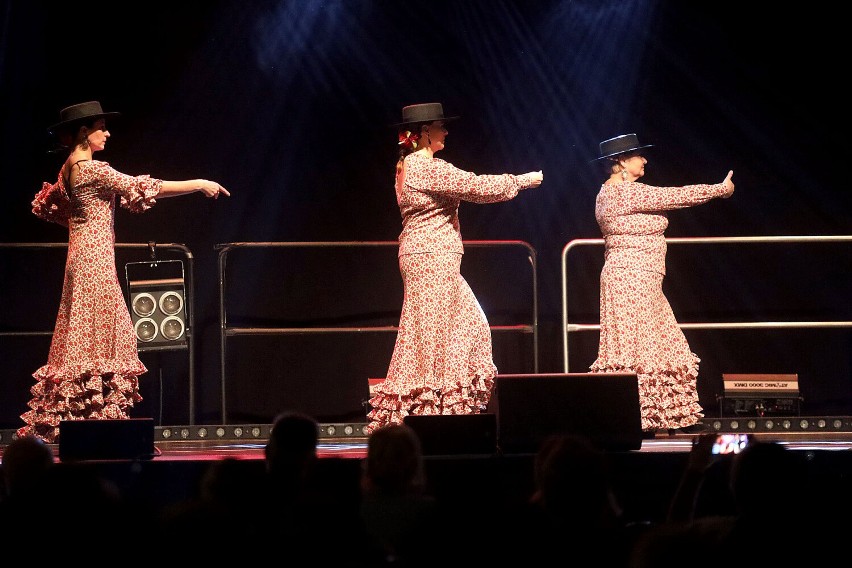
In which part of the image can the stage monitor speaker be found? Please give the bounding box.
[492,373,642,453]
[58,418,155,461]
[403,414,497,455]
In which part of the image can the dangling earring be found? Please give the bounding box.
[426,132,432,146]
[621,168,628,181]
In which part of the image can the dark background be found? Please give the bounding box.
[2,0,850,427]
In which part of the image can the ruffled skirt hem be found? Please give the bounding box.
[17,365,145,443]
[590,358,702,432]
[364,371,495,435]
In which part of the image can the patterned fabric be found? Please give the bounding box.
[589,180,731,431]
[18,160,162,442]
[366,153,537,433]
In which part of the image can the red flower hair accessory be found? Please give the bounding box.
[398,130,419,149]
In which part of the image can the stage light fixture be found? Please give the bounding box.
[161,316,185,341]
[125,260,188,352]
[133,293,156,316]
[159,291,183,315]
[134,317,159,342]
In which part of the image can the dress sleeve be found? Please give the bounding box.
[32,181,71,227]
[94,161,163,212]
[618,181,729,213]
[118,174,162,212]
[405,155,532,204]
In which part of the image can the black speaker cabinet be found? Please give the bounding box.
[58,418,155,461]
[403,414,497,455]
[491,373,642,453]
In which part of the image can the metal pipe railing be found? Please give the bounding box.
[216,240,538,423]
[561,235,852,372]
[0,242,196,424]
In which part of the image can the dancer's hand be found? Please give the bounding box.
[722,170,734,197]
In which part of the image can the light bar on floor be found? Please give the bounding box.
[153,423,369,442]
[157,424,271,441]
[707,416,852,434]
[319,423,368,438]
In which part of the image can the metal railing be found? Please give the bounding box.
[216,240,539,423]
[0,242,197,423]
[561,235,852,372]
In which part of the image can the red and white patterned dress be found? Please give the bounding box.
[365,153,538,433]
[18,160,162,443]
[589,179,732,431]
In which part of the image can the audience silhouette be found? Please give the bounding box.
[264,410,321,495]
[359,422,440,566]
[1,435,138,554]
[265,410,370,565]
[0,435,56,540]
[4,421,850,566]
[0,435,54,502]
[493,433,635,566]
[158,456,269,560]
[631,437,831,568]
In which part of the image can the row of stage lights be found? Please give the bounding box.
[155,417,852,442]
[155,423,369,441]
[0,424,369,445]
[706,416,852,433]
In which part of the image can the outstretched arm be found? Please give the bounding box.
[406,156,541,204]
[159,179,230,199]
[617,170,734,213]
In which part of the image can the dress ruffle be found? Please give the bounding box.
[32,181,71,227]
[118,173,159,212]
[17,364,145,443]
[591,355,702,431]
[364,369,494,435]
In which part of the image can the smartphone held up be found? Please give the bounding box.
[711,433,750,455]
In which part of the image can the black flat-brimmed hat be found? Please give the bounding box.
[594,133,654,160]
[48,101,121,134]
[391,102,459,128]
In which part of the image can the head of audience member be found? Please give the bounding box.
[264,411,319,482]
[729,439,807,519]
[1,435,54,500]
[363,423,426,494]
[531,433,622,526]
